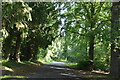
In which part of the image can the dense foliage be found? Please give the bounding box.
[2,2,59,61]
[46,2,112,71]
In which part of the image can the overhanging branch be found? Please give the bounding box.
[61,27,85,36]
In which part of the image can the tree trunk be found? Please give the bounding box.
[13,32,22,62]
[88,3,95,70]
[26,44,32,61]
[89,36,95,61]
[88,35,95,70]
[6,35,13,61]
[110,2,120,78]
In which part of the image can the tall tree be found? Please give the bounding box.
[60,2,111,69]
[2,2,32,62]
[20,2,59,61]
[0,2,2,66]
[110,2,120,78]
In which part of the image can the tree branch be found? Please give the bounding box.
[61,27,85,36]
[95,20,111,30]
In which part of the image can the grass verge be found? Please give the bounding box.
[64,62,112,79]
[1,60,42,79]
[0,75,25,78]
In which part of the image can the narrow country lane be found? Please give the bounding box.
[25,63,111,80]
[28,64,82,79]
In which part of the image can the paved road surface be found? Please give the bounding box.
[28,64,82,78]
[3,63,113,80]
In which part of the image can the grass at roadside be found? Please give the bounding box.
[0,75,25,78]
[64,62,111,79]
[1,60,42,78]
[64,62,78,67]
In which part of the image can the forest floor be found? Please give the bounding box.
[1,61,119,80]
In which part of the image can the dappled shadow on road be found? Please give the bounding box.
[48,66,81,78]
[26,64,116,80]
